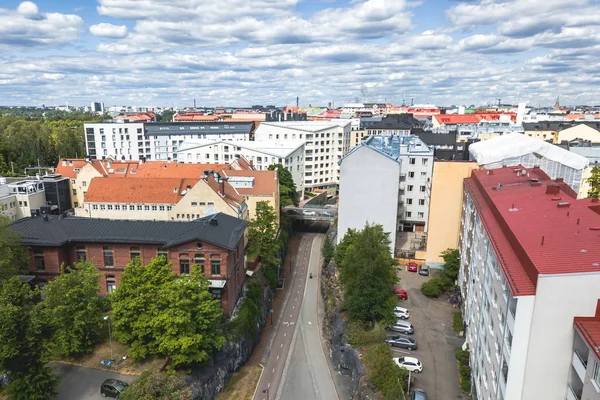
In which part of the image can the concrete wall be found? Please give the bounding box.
[426,161,476,263]
[337,146,400,252]
[557,125,600,144]
[504,295,534,400]
[521,273,600,399]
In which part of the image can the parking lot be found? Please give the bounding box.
[391,267,469,400]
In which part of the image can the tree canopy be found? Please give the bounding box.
[268,163,298,207]
[0,215,27,283]
[247,201,279,267]
[587,165,600,199]
[120,371,192,400]
[111,256,225,369]
[336,224,397,324]
[441,248,460,281]
[0,278,59,400]
[40,261,105,357]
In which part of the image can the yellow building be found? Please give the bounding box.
[350,129,369,147]
[555,124,600,144]
[425,161,477,265]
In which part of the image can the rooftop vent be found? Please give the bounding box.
[545,184,560,195]
[557,202,570,208]
[173,188,178,193]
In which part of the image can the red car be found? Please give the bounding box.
[407,262,418,272]
[394,288,408,300]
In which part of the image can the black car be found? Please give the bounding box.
[412,388,427,400]
[101,379,129,398]
[385,335,417,350]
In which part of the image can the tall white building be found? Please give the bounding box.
[459,167,600,400]
[337,135,434,253]
[90,102,104,114]
[177,139,305,195]
[84,121,255,161]
[253,121,351,190]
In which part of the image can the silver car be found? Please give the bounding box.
[388,320,414,334]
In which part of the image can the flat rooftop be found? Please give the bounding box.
[466,167,600,296]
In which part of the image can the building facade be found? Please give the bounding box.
[337,135,434,254]
[253,121,352,191]
[571,300,600,400]
[459,167,600,400]
[84,121,256,161]
[11,213,248,316]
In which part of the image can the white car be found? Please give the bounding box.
[393,356,423,373]
[302,210,317,216]
[394,307,409,319]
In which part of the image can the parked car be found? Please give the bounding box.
[411,388,427,400]
[394,306,409,319]
[302,210,317,216]
[418,265,430,276]
[394,288,408,300]
[407,262,418,272]
[388,320,414,334]
[321,211,334,217]
[385,335,417,350]
[101,379,129,398]
[393,356,423,373]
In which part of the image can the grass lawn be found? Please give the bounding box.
[453,311,464,333]
[216,365,263,400]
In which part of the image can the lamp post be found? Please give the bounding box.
[104,316,114,361]
[262,388,269,400]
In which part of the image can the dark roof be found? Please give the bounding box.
[523,121,600,132]
[143,121,254,136]
[413,130,457,146]
[10,213,248,250]
[368,115,423,131]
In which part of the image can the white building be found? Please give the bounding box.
[0,179,47,220]
[177,139,305,195]
[84,121,255,161]
[337,135,434,253]
[254,121,351,190]
[90,102,104,114]
[459,167,600,400]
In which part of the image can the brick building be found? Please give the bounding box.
[11,212,248,316]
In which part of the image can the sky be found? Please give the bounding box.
[1,0,600,108]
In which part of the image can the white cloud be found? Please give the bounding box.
[17,1,39,18]
[89,23,128,38]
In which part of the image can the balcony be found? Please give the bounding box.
[572,350,587,382]
[507,308,515,333]
[566,384,581,400]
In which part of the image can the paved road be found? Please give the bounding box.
[279,234,338,400]
[254,233,314,400]
[51,363,137,400]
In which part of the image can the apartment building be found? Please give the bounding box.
[253,121,351,191]
[459,167,600,400]
[337,135,434,254]
[84,121,256,161]
[10,213,248,316]
[177,139,305,195]
[571,300,600,400]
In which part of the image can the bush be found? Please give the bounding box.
[455,348,472,393]
[430,276,454,291]
[453,312,464,333]
[347,322,386,346]
[262,266,277,291]
[363,343,409,400]
[226,281,263,339]
[421,280,441,298]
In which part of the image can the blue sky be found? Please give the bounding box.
[1,0,600,107]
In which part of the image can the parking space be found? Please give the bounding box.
[391,267,469,400]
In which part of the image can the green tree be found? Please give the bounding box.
[268,164,298,207]
[111,256,225,369]
[587,165,600,199]
[322,237,335,266]
[0,278,60,400]
[247,201,279,268]
[41,261,104,357]
[120,371,192,400]
[441,248,460,281]
[0,215,27,283]
[338,224,398,324]
[160,110,175,122]
[333,228,357,267]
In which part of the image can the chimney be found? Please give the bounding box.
[220,179,225,195]
[107,161,112,168]
[545,184,560,195]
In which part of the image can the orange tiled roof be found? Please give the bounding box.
[55,159,88,179]
[203,174,244,209]
[85,178,199,204]
[221,170,277,196]
[174,114,221,122]
[434,114,481,125]
[130,162,228,179]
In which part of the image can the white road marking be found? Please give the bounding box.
[272,368,275,373]
[268,383,271,388]
[308,321,312,325]
[283,333,286,337]
[292,306,295,309]
[277,355,280,360]
[289,314,292,318]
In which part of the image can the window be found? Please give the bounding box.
[72,189,77,195]
[34,248,45,270]
[74,202,79,207]
[75,246,86,261]
[107,205,113,210]
[418,199,425,206]
[130,246,141,261]
[211,256,221,275]
[420,185,426,192]
[191,202,198,206]
[167,206,172,211]
[103,246,114,267]
[129,205,135,210]
[409,158,416,165]
[407,185,414,192]
[421,172,427,178]
[82,181,87,187]
[180,254,190,274]
[422,158,428,165]
[199,202,206,206]
[92,204,98,210]
[159,205,165,211]
[151,205,157,211]
[208,202,214,206]
[24,201,28,207]
[106,276,116,293]
[408,171,415,178]
[115,205,120,211]
[406,198,413,205]
[418,212,424,218]
[137,205,143,211]
[144,205,150,211]
[157,248,168,261]
[405,211,412,218]
[100,205,106,210]
[195,253,205,269]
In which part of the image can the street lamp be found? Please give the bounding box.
[104,316,114,361]
[262,388,269,400]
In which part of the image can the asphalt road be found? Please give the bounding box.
[254,233,314,400]
[279,234,338,400]
[51,363,137,400]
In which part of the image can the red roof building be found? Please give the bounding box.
[433,114,481,126]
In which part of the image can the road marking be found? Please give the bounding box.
[268,383,271,388]
[272,368,275,373]
[293,306,295,309]
[277,355,280,360]
[283,333,286,337]
[295,297,297,301]
[308,321,312,325]
[289,314,292,318]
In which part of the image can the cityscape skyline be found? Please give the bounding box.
[1,0,600,107]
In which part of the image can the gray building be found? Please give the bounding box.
[337,135,434,254]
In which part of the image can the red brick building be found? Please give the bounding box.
[11,213,248,316]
